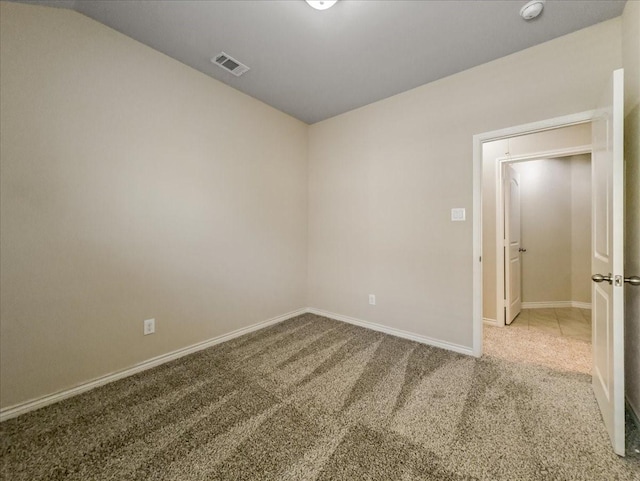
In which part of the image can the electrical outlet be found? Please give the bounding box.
[369,294,376,305]
[143,318,155,335]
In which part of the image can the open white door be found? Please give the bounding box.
[591,68,624,456]
[504,164,522,325]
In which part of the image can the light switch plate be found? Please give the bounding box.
[451,208,466,221]
[143,318,155,335]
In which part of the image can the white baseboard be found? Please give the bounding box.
[0,306,492,421]
[307,307,474,356]
[483,317,500,327]
[571,302,592,309]
[627,396,640,431]
[521,301,591,309]
[0,308,307,422]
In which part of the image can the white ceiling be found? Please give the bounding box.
[15,0,626,124]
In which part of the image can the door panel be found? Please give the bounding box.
[504,164,522,324]
[593,152,610,262]
[591,68,624,456]
[593,284,610,397]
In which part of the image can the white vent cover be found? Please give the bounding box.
[211,52,250,77]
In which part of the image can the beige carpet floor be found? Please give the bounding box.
[483,323,592,375]
[1,314,639,480]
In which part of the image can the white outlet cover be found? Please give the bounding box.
[369,294,376,305]
[451,208,466,221]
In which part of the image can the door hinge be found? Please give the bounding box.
[479,256,482,262]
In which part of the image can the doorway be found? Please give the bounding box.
[471,111,597,356]
[492,141,592,322]
[504,154,592,343]
[480,126,594,373]
[479,123,592,327]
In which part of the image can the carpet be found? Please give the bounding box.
[483,323,591,375]
[1,314,639,480]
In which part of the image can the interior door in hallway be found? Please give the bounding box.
[504,163,522,325]
[591,68,624,456]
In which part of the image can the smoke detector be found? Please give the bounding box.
[520,0,545,20]
[211,52,250,77]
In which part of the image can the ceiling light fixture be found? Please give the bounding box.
[305,0,338,11]
[520,0,545,20]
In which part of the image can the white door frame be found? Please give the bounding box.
[472,110,596,357]
[493,144,592,327]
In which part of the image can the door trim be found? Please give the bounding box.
[472,110,596,357]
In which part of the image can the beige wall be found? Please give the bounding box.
[482,124,592,321]
[1,1,634,413]
[0,3,308,409]
[308,20,621,346]
[506,155,590,306]
[513,159,572,304]
[570,155,593,303]
[622,0,640,422]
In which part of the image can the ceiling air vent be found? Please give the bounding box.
[211,52,250,77]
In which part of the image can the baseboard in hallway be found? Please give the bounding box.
[521,301,591,309]
[483,317,499,326]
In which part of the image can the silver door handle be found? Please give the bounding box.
[592,273,613,285]
[625,276,640,286]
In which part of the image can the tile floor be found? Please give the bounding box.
[509,307,591,343]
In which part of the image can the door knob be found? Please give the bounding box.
[624,276,640,286]
[518,248,527,252]
[592,273,613,285]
